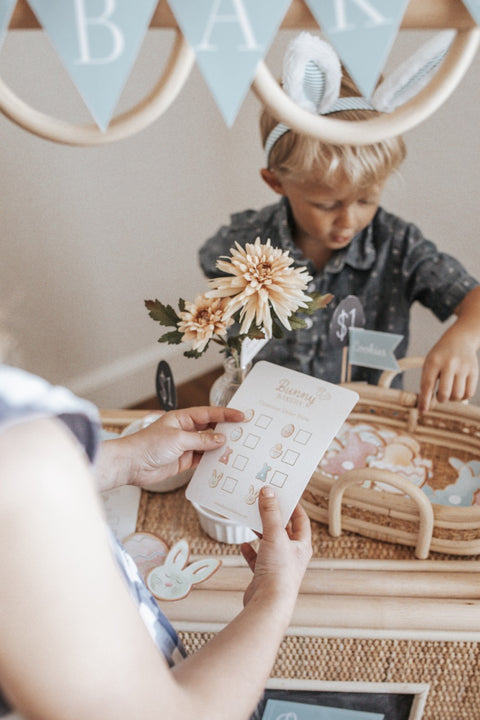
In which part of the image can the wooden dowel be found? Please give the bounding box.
[157,589,480,633]
[192,564,480,599]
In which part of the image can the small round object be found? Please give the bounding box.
[281,423,295,438]
[269,443,283,459]
[230,426,243,441]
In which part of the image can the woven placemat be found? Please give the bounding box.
[136,486,480,561]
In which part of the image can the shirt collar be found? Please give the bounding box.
[277,198,378,274]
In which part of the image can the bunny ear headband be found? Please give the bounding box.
[265,30,454,164]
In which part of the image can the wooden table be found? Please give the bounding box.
[102,409,480,720]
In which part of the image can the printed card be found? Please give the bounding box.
[261,698,384,719]
[186,361,358,533]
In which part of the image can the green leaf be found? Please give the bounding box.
[158,330,183,345]
[184,348,205,359]
[271,319,285,339]
[288,315,308,330]
[145,299,180,327]
[227,336,243,355]
[302,292,334,315]
[178,298,186,313]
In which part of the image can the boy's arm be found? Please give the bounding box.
[419,285,480,412]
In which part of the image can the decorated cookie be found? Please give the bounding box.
[122,532,169,582]
[321,430,378,476]
[146,539,221,601]
[423,458,480,507]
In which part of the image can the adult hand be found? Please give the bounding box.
[240,487,312,620]
[98,406,244,492]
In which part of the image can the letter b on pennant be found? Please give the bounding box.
[27,0,158,130]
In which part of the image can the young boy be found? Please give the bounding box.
[199,73,480,413]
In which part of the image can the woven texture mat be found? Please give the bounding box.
[136,486,480,561]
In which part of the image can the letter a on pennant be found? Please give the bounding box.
[26,0,158,130]
[168,0,291,126]
[305,0,410,99]
[0,0,16,49]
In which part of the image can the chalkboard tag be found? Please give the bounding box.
[156,360,177,411]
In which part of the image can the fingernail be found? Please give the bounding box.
[261,486,275,497]
[213,433,225,443]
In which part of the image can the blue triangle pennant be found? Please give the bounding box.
[305,0,410,99]
[462,0,480,25]
[26,0,158,131]
[167,0,291,126]
[0,0,16,49]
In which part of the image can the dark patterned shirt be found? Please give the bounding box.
[199,198,478,387]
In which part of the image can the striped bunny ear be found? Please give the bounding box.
[282,32,342,114]
[372,30,455,112]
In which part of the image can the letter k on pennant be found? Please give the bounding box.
[305,0,410,99]
[168,0,291,126]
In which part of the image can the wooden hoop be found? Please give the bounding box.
[0,32,194,146]
[328,468,435,559]
[252,28,480,145]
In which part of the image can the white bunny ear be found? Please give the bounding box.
[165,539,190,569]
[372,30,455,112]
[282,31,342,114]
[184,557,221,585]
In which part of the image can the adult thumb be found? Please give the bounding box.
[178,429,226,454]
[258,486,283,537]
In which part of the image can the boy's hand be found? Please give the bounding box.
[419,329,479,412]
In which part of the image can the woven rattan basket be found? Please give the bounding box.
[302,357,480,558]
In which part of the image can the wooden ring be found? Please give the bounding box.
[252,29,480,145]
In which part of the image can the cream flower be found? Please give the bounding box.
[206,237,312,337]
[177,294,233,352]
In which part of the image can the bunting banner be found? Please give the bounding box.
[348,327,402,372]
[0,0,16,49]
[2,1,477,131]
[26,0,158,131]
[463,0,480,26]
[167,0,291,126]
[304,0,410,99]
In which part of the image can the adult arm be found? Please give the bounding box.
[0,418,311,720]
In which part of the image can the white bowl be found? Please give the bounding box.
[192,502,256,544]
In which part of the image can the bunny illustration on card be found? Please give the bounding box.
[146,539,221,601]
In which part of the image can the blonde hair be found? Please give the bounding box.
[260,73,406,188]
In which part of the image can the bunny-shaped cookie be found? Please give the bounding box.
[146,539,221,601]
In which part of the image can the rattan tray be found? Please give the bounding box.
[302,358,480,558]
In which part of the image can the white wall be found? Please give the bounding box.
[1,27,479,407]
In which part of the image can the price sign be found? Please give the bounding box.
[155,360,177,411]
[329,295,365,349]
